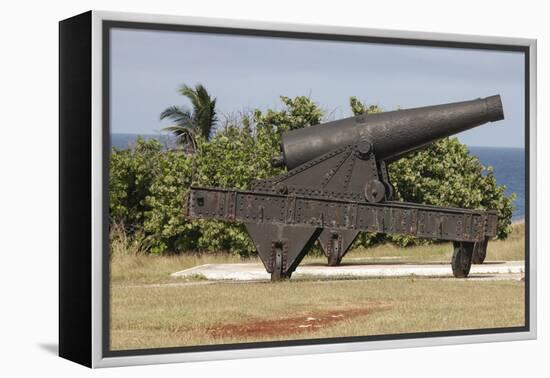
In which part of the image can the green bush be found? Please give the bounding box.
[109,138,196,254]
[142,149,195,254]
[109,138,164,228]
[388,138,514,244]
[109,95,515,255]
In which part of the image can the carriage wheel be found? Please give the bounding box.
[451,242,474,278]
[472,238,489,264]
[270,248,292,281]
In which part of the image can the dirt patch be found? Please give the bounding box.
[207,304,391,338]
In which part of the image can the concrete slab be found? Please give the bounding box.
[171,261,525,281]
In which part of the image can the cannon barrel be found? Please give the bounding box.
[276,95,504,170]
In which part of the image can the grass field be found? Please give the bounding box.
[110,222,525,351]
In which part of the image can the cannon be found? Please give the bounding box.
[187,95,503,280]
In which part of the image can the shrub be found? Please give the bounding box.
[388,138,515,244]
[109,138,163,228]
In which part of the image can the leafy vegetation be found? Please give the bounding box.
[110,94,515,255]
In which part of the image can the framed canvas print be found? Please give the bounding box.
[59,10,537,368]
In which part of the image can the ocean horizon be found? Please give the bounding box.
[111,133,525,220]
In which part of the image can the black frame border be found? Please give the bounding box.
[101,19,531,359]
[59,11,93,367]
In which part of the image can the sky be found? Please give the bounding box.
[110,28,525,148]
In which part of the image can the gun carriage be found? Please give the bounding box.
[186,95,504,281]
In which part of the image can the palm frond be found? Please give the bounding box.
[160,106,194,128]
[180,85,201,111]
[161,124,196,149]
[167,83,219,142]
[161,124,194,135]
[190,84,218,139]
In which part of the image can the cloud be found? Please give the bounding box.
[110,28,525,148]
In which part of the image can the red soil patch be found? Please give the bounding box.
[207,305,390,338]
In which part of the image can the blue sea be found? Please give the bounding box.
[111,133,175,150]
[111,134,525,220]
[469,146,525,220]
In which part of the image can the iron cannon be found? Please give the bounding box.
[187,95,503,280]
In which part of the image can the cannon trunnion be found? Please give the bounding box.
[186,95,504,281]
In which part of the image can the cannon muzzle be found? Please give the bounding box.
[276,95,503,170]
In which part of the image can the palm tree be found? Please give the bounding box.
[160,84,218,150]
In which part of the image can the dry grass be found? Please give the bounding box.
[111,253,246,285]
[110,222,150,257]
[109,222,525,351]
[110,278,524,350]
